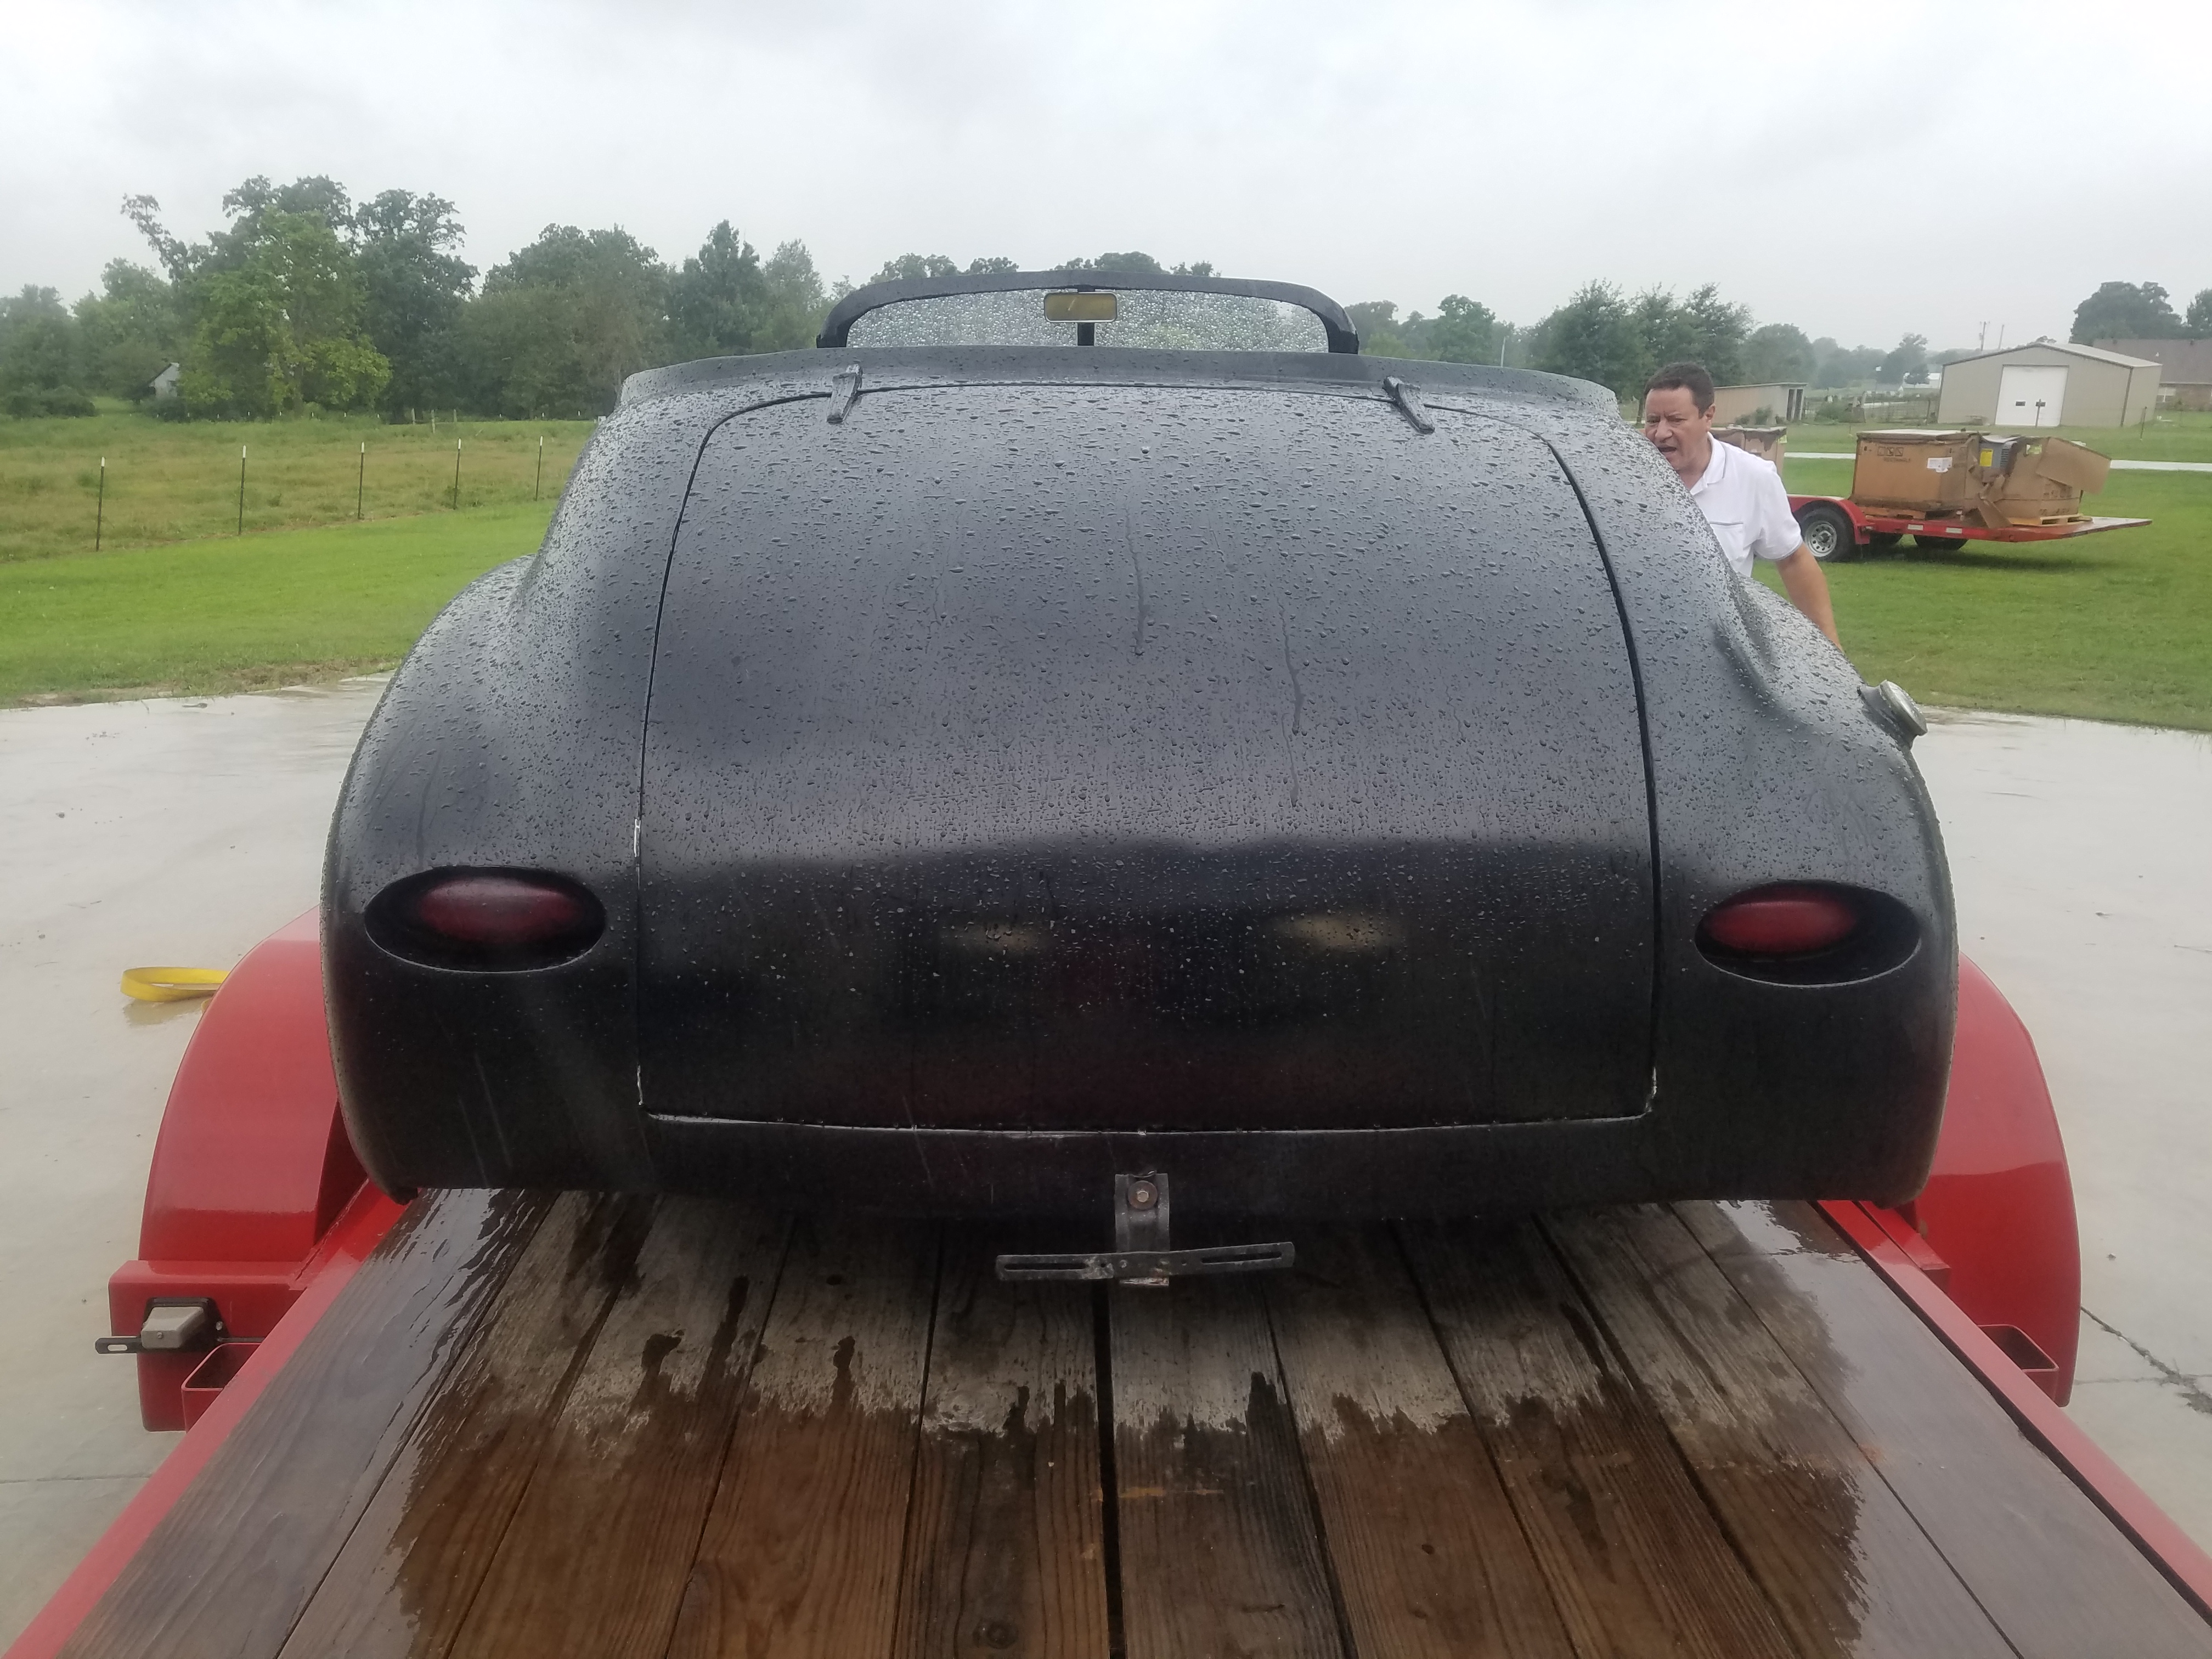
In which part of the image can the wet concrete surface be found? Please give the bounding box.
[0,685,2207,1640]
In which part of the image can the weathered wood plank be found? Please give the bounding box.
[890,1232,1110,1659]
[59,1188,552,1659]
[1547,1205,2017,1659]
[1264,1226,1576,1659]
[665,1217,940,1659]
[1683,1199,2212,1659]
[1401,1219,1796,1659]
[278,1192,653,1659]
[1110,1274,1342,1659]
[444,1199,792,1659]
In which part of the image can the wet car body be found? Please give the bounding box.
[326,283,1953,1221]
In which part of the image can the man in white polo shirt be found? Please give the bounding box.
[1642,360,1839,646]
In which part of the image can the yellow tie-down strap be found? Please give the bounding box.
[121,966,229,1002]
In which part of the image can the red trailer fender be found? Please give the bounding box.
[1858,954,2082,1402]
[104,909,387,1430]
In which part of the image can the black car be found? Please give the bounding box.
[325,270,1952,1227]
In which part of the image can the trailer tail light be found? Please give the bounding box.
[1696,883,1924,985]
[366,870,605,970]
[1700,885,1860,958]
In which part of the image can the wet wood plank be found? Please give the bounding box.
[1263,1226,1575,1659]
[1401,1219,1797,1659]
[1547,1205,2017,1659]
[445,1199,792,1659]
[665,1217,940,1659]
[890,1232,1110,1659]
[278,1192,653,1659]
[1683,1199,2212,1659]
[1109,1274,1342,1659]
[60,1188,552,1659]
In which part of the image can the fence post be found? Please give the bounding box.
[452,438,462,510]
[358,442,366,520]
[535,435,544,500]
[95,456,106,551]
[237,445,246,535]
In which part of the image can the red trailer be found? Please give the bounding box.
[1791,493,2151,560]
[13,913,2212,1659]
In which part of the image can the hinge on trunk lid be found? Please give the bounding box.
[995,1173,1296,1286]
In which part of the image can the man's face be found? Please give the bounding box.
[1642,385,1713,473]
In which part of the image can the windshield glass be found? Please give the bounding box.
[844,287,1328,351]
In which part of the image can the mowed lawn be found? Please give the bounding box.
[0,502,554,703]
[1774,459,2212,730]
[0,408,593,562]
[3,414,2208,729]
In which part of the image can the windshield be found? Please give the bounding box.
[843,287,1329,352]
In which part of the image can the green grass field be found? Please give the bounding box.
[1784,410,2212,463]
[0,407,593,562]
[0,501,553,703]
[1773,459,2212,730]
[2,409,2207,729]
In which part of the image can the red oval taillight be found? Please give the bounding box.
[368,870,605,969]
[414,874,591,946]
[1700,885,1859,957]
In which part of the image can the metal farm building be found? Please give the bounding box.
[1937,340,2160,429]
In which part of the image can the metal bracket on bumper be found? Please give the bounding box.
[994,1173,1295,1286]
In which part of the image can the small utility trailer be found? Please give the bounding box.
[17,276,2212,1656]
[13,918,2212,1659]
[1790,493,2152,560]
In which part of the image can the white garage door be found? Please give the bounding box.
[1997,364,2068,427]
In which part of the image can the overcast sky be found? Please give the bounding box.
[5,0,2207,350]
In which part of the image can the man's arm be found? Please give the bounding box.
[1775,544,1840,647]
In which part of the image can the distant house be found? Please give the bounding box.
[2094,338,2212,412]
[1711,382,1804,424]
[1936,340,2159,428]
[149,362,181,401]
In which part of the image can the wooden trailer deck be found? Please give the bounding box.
[55,1190,2212,1659]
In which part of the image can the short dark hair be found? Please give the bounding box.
[1646,361,1716,413]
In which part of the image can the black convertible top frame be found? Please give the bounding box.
[816,268,1363,354]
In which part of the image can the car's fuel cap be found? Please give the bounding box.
[1875,679,1927,739]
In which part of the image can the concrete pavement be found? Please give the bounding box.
[0,685,2207,1642]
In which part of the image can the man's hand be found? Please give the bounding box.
[1775,545,1841,647]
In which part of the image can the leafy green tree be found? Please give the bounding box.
[178,212,390,416]
[967,256,1019,275]
[461,225,669,416]
[872,253,962,282]
[1426,294,1501,363]
[2070,281,2182,342]
[1812,338,1882,387]
[1058,251,1165,274]
[2188,289,2212,336]
[1346,301,1407,356]
[671,222,776,358]
[1875,332,1929,386]
[1533,282,1641,396]
[354,190,475,417]
[74,261,184,399]
[0,286,94,416]
[761,241,830,348]
[1678,284,1750,385]
[1742,322,1815,385]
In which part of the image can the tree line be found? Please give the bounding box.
[3,172,2197,421]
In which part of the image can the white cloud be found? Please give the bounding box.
[3,0,2207,348]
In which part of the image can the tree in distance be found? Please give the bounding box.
[0,286,95,416]
[1876,332,1930,386]
[2072,280,2185,343]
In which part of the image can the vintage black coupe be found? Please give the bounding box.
[325,270,1951,1226]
